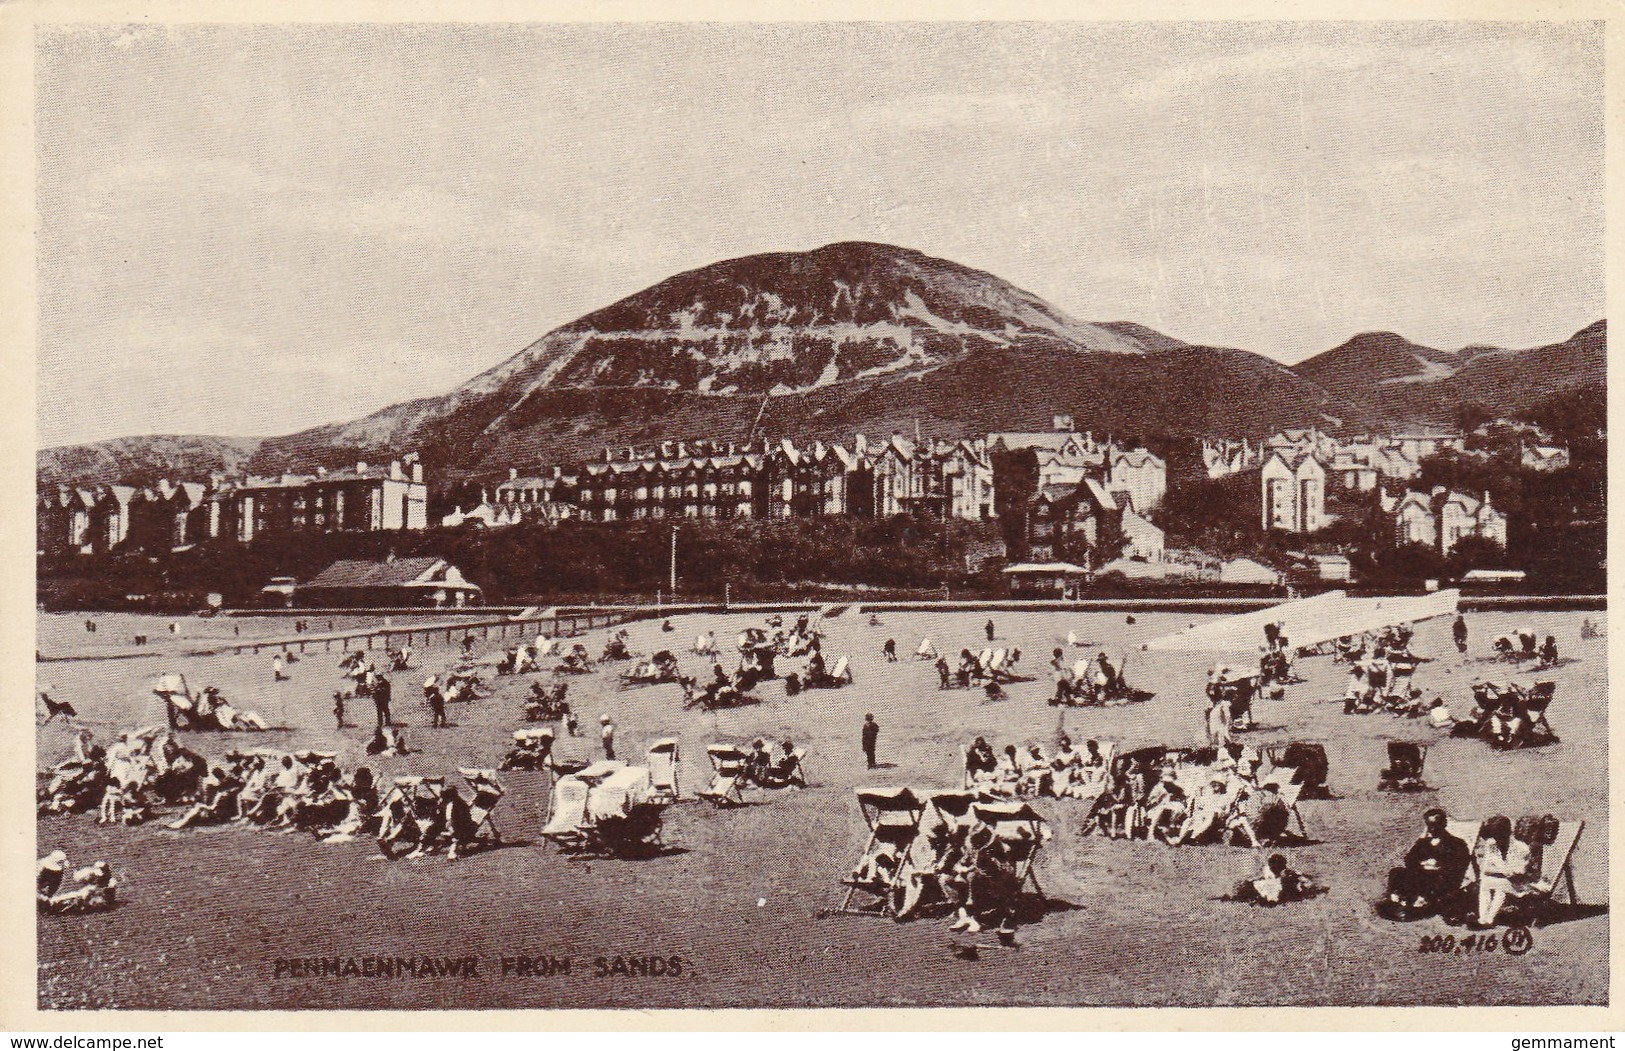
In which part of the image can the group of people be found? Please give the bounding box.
[962,735,1110,800]
[1086,743,1304,850]
[38,727,207,824]
[1204,667,1258,745]
[1383,808,1557,927]
[1048,649,1138,706]
[1448,679,1560,750]
[741,737,806,788]
[163,684,270,732]
[1492,628,1561,669]
[44,723,506,864]
[850,809,1043,935]
[37,850,119,915]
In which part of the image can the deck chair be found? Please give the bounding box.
[1524,682,1558,741]
[698,744,751,806]
[836,788,927,917]
[1273,781,1310,841]
[762,747,808,789]
[645,738,681,803]
[457,768,506,843]
[1378,742,1431,792]
[927,790,979,835]
[830,655,852,685]
[580,766,664,855]
[1264,742,1331,799]
[1512,821,1585,919]
[540,776,592,848]
[971,801,1049,901]
[1448,819,1586,924]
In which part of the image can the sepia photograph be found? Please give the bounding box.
[27,18,1607,1013]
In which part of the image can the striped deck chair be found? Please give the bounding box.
[836,788,927,918]
[698,744,751,807]
[1449,819,1586,924]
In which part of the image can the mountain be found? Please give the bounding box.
[36,435,263,489]
[36,242,1605,487]
[1295,322,1606,428]
[250,242,1359,478]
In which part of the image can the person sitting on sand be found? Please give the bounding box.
[1140,771,1188,842]
[1173,776,1232,846]
[1226,853,1321,905]
[964,737,997,783]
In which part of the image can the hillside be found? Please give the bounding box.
[36,242,1605,487]
[36,435,263,489]
[1295,322,1605,427]
[250,242,1362,479]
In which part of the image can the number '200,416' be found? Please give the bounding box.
[1418,933,1497,954]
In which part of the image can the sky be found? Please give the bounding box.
[35,21,1604,448]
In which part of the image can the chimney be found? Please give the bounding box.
[661,440,674,458]
[727,441,737,456]
[604,447,614,463]
[509,468,519,480]
[677,441,688,458]
[355,461,368,475]
[854,432,866,454]
[552,466,562,479]
[411,462,423,484]
[1053,414,1074,433]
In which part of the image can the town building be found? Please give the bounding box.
[1120,508,1165,561]
[40,454,432,556]
[1025,480,1122,568]
[1202,438,1261,479]
[1260,451,1327,534]
[1392,487,1508,556]
[989,417,1165,514]
[221,459,428,542]
[1002,561,1090,598]
[287,556,483,608]
[36,487,93,556]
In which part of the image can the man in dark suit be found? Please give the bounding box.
[1386,808,1472,916]
[373,675,393,729]
[861,713,880,770]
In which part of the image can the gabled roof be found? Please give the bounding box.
[304,557,446,589]
[1113,450,1163,469]
[1082,478,1119,512]
[1121,508,1162,535]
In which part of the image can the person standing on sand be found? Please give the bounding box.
[862,713,880,769]
[1453,615,1469,655]
[600,713,616,760]
[985,620,996,642]
[373,675,393,729]
[333,691,346,730]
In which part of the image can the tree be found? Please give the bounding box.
[991,447,1039,558]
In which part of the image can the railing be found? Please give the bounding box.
[208,606,656,657]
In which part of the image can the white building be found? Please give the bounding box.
[1260,451,1327,533]
[1393,487,1508,556]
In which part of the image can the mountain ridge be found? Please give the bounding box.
[36,242,1605,487]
